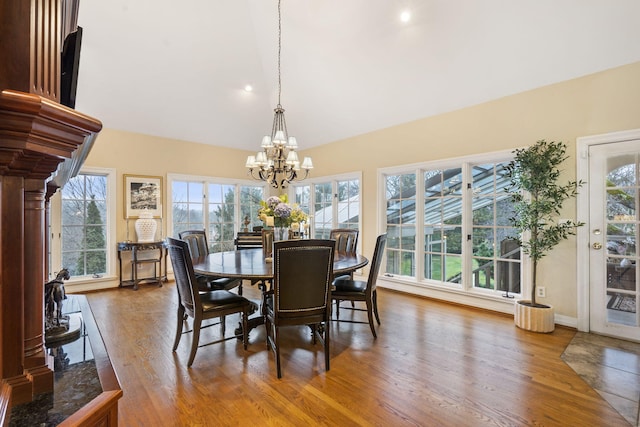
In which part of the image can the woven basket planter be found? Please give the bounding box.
[514,300,555,333]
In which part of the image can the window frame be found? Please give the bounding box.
[290,171,362,247]
[167,173,267,251]
[378,150,526,301]
[49,167,117,283]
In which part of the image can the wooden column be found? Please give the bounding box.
[0,90,101,406]
[0,175,31,405]
[23,178,51,395]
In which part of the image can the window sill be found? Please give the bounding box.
[64,276,120,293]
[377,275,517,315]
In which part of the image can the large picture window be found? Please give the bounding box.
[291,173,362,241]
[170,175,265,252]
[380,153,521,299]
[49,167,116,282]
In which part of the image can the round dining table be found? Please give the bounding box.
[191,247,369,335]
[192,247,369,281]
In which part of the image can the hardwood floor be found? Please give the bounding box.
[83,282,628,426]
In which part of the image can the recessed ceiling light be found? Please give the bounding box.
[400,10,411,23]
[244,85,253,92]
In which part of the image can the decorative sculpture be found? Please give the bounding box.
[45,268,69,332]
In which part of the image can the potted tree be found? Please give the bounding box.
[505,140,584,332]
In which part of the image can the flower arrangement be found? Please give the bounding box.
[258,194,307,228]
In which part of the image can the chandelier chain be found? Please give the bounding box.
[277,0,282,107]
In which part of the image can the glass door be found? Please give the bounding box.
[589,140,640,341]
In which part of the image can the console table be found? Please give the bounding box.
[117,241,167,290]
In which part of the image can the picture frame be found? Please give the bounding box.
[124,174,163,218]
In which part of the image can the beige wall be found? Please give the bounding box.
[85,61,640,321]
[85,130,250,242]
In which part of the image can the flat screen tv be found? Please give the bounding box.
[60,26,82,109]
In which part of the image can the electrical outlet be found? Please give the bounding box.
[536,287,546,298]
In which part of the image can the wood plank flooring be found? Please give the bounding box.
[82,282,628,426]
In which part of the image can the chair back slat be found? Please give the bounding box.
[235,231,263,250]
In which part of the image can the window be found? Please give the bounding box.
[380,153,521,299]
[50,168,116,281]
[169,175,265,252]
[385,173,416,277]
[291,173,362,241]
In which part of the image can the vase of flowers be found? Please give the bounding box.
[258,194,308,240]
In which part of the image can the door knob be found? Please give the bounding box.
[592,242,602,250]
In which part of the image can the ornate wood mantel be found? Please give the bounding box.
[0,90,102,408]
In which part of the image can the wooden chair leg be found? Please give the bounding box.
[324,320,330,372]
[242,308,248,350]
[366,300,377,339]
[188,316,202,367]
[221,315,226,336]
[274,325,282,378]
[373,290,381,325]
[335,299,341,318]
[173,305,186,351]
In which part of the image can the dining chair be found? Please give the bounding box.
[178,230,243,296]
[264,239,335,378]
[329,228,360,308]
[329,228,359,254]
[329,228,359,281]
[166,237,250,367]
[332,233,387,339]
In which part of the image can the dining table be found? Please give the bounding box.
[192,247,369,334]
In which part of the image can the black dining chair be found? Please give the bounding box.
[166,237,250,367]
[264,239,335,378]
[330,228,360,308]
[330,229,359,283]
[329,228,359,255]
[332,233,387,339]
[178,230,243,295]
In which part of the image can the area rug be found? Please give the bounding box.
[607,294,637,313]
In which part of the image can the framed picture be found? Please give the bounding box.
[124,174,163,218]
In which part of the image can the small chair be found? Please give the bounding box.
[332,233,387,339]
[264,239,335,378]
[166,237,250,367]
[178,230,243,295]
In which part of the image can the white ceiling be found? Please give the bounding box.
[75,0,640,152]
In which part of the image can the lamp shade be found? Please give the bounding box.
[256,151,267,165]
[273,130,286,145]
[301,157,314,170]
[261,135,273,148]
[245,155,256,168]
[285,150,299,165]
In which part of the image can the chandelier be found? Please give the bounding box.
[245,0,313,189]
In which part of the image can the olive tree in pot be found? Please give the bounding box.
[505,140,584,332]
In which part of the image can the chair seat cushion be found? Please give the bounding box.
[210,277,240,289]
[200,290,248,311]
[331,274,351,283]
[196,275,240,292]
[333,279,367,294]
